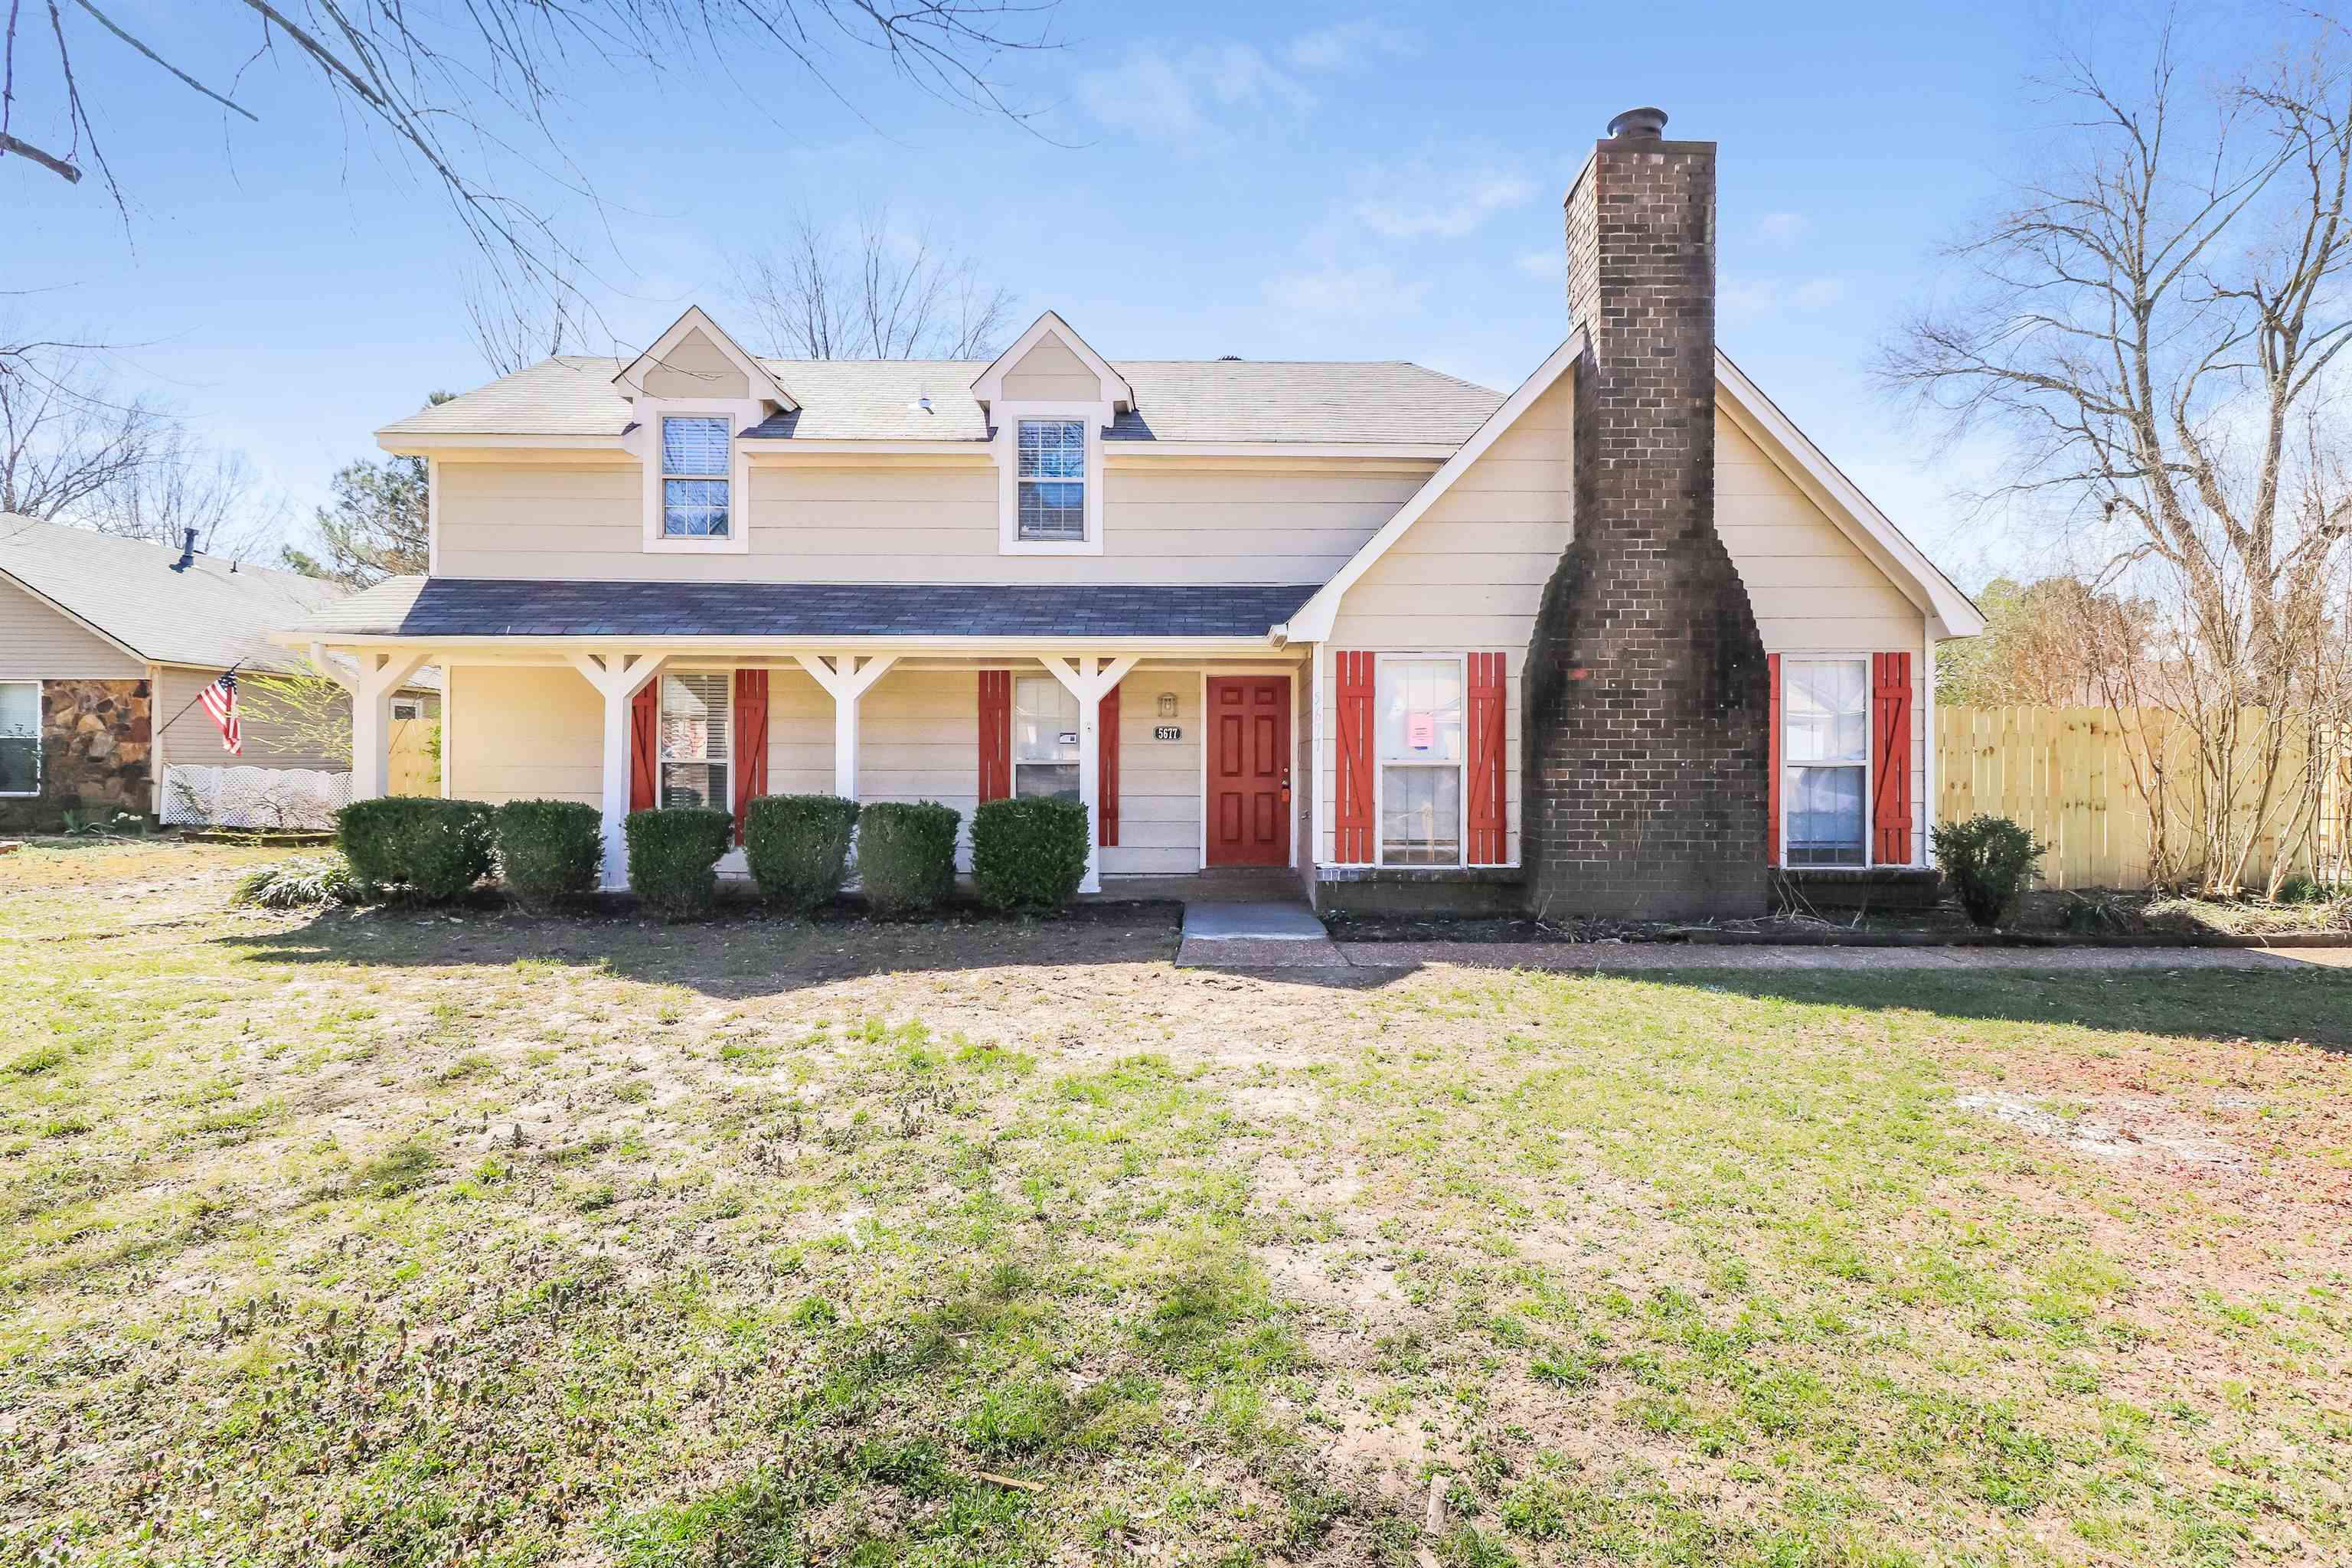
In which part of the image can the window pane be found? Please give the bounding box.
[1013,675,1078,763]
[1014,763,1080,802]
[1785,658,1868,763]
[1017,420,1085,479]
[661,762,727,812]
[1018,480,1085,541]
[1377,660,1465,763]
[660,675,730,767]
[0,684,34,794]
[1381,766,1460,865]
[662,416,730,476]
[1786,765,1864,865]
[663,479,730,538]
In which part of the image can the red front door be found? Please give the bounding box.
[1206,677,1291,866]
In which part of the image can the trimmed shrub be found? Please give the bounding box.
[1931,814,2046,929]
[743,794,860,913]
[855,801,960,916]
[623,808,733,920]
[492,799,604,906]
[335,797,492,903]
[970,795,1089,911]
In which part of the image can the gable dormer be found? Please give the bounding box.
[971,312,1129,557]
[615,308,792,555]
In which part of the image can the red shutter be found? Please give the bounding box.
[977,670,1011,802]
[1334,651,1374,864]
[1872,651,1913,865]
[1765,653,1782,867]
[1465,652,1506,864]
[732,668,769,844]
[629,679,660,812]
[1099,679,1121,847]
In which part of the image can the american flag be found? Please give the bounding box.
[199,671,241,755]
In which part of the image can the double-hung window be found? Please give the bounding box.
[658,673,730,810]
[0,681,38,796]
[1783,658,1869,866]
[1377,658,1465,865]
[1015,419,1086,542]
[661,416,731,538]
[1012,675,1080,800]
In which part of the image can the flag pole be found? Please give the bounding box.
[153,659,246,740]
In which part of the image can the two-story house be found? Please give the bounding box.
[285,109,1981,917]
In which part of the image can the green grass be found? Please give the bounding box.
[0,841,2347,1566]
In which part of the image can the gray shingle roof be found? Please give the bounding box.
[0,514,344,674]
[301,577,1316,641]
[380,356,1503,446]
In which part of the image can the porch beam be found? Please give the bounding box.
[792,652,898,799]
[1039,654,1139,893]
[336,647,433,804]
[566,650,667,890]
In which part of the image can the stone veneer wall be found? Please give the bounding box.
[0,679,152,830]
[1522,118,1772,919]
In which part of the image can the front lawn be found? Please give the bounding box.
[2,841,2347,1566]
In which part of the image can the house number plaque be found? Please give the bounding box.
[1152,724,1183,742]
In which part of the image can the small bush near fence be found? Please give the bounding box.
[493,799,604,906]
[857,802,960,916]
[232,853,364,910]
[338,798,493,903]
[971,796,1089,911]
[743,795,860,913]
[624,808,733,920]
[1932,814,2046,929]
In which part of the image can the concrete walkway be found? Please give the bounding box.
[1176,900,1346,967]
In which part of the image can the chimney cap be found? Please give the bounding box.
[1606,106,1669,139]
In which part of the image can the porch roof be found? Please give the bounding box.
[295,576,1320,642]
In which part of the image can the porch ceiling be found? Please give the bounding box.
[293,576,1321,643]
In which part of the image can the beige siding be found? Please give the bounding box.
[638,329,750,400]
[431,457,1430,584]
[155,664,355,773]
[0,578,142,678]
[447,664,602,805]
[1000,333,1105,402]
[1315,400,1931,867]
[1104,671,1204,877]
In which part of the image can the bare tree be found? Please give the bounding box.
[5,3,1058,340]
[731,204,1018,359]
[88,427,286,561]
[1885,18,2352,893]
[0,333,162,523]
[466,270,577,378]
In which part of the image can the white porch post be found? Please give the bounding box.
[1040,654,1139,893]
[565,651,666,890]
[792,652,898,800]
[316,642,431,803]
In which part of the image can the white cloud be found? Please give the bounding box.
[1351,162,1537,240]
[1078,41,1310,144]
[1756,211,1811,247]
[1514,250,1559,280]
[1286,18,1421,73]
[1265,263,1430,318]
[1721,276,1851,316]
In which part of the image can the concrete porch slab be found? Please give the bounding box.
[1177,898,1343,967]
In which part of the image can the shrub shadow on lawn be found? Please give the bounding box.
[1597,965,2352,1049]
[214,897,1190,1001]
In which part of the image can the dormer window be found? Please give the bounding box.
[1016,420,1086,542]
[662,416,731,538]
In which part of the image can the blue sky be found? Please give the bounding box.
[7,0,2076,580]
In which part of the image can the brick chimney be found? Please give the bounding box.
[1523,107,1772,918]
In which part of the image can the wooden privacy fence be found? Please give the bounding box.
[1936,706,2352,890]
[388,714,437,797]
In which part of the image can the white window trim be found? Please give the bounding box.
[995,400,1109,556]
[657,670,733,812]
[630,400,758,554]
[1779,652,1873,870]
[0,678,40,798]
[1372,652,1468,870]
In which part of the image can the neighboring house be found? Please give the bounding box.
[0,517,436,829]
[286,109,1983,915]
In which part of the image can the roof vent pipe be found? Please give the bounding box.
[1606,106,1668,139]
[171,528,196,572]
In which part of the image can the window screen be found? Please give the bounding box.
[662,416,730,538]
